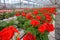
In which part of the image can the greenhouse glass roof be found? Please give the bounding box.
[0,0,60,9]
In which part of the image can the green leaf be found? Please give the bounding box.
[42,32,49,40]
[25,27,37,36]
[17,16,26,24]
[18,24,23,28]
[51,14,56,21]
[0,21,8,27]
[7,20,16,26]
[23,20,31,29]
[0,21,8,30]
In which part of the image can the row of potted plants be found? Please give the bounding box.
[0,8,56,20]
[0,7,56,40]
[0,12,16,20]
[0,9,32,20]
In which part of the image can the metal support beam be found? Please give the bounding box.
[20,0,21,8]
[3,0,6,9]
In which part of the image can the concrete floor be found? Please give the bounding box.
[55,9,60,40]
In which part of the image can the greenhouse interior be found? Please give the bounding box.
[0,0,60,40]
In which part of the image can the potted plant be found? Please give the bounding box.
[0,15,3,20]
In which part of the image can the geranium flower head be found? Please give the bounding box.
[49,7,56,14]
[40,8,48,13]
[15,12,20,16]
[30,19,40,27]
[38,25,46,33]
[44,13,52,22]
[33,10,38,15]
[42,20,46,23]
[2,29,14,39]
[9,26,19,33]
[23,32,36,40]
[22,12,26,17]
[40,8,56,15]
[26,14,33,20]
[46,24,55,32]
[36,16,41,20]
[0,26,20,40]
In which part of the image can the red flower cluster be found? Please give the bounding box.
[36,16,41,20]
[49,7,56,14]
[38,23,55,33]
[26,14,33,20]
[15,12,20,16]
[33,10,38,15]
[40,7,56,15]
[42,20,46,23]
[38,23,46,33]
[0,26,20,40]
[30,19,40,27]
[46,24,55,32]
[44,13,52,22]
[23,32,36,40]
[22,12,26,17]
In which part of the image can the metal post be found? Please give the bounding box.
[55,0,57,5]
[50,0,55,5]
[33,2,34,8]
[39,4,40,8]
[0,0,1,3]
[28,1,29,8]
[3,0,6,9]
[20,0,21,8]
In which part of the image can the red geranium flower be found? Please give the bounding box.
[40,8,49,13]
[44,13,52,22]
[15,12,20,16]
[42,20,46,23]
[30,19,40,27]
[38,22,55,32]
[45,16,52,22]
[40,8,56,15]
[40,8,46,13]
[22,12,26,17]
[33,10,38,15]
[38,24,46,33]
[23,32,36,40]
[26,14,33,20]
[46,24,55,32]
[36,16,41,20]
[8,26,19,33]
[2,30,14,40]
[49,7,56,14]
[0,26,19,40]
